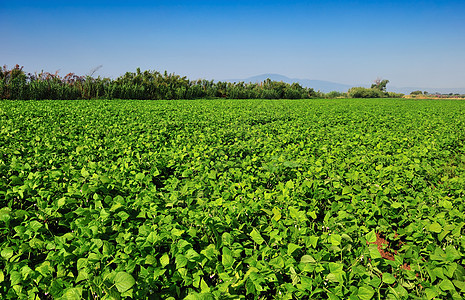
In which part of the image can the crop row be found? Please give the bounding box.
[0,99,464,299]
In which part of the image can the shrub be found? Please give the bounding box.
[227,86,249,99]
[348,87,385,98]
[284,88,302,99]
[387,92,404,98]
[261,89,280,99]
[326,91,347,98]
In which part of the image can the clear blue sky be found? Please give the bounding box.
[1,0,464,88]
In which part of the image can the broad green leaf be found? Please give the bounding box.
[441,200,452,209]
[245,278,256,295]
[200,278,210,292]
[208,170,217,179]
[326,273,339,283]
[287,243,301,256]
[338,211,348,220]
[285,180,294,189]
[445,245,460,262]
[428,222,442,233]
[76,270,89,282]
[145,255,156,265]
[329,262,344,274]
[109,202,123,212]
[382,273,396,284]
[439,279,455,291]
[300,255,316,264]
[365,230,377,243]
[250,228,265,245]
[424,288,438,300]
[153,268,166,279]
[0,207,11,223]
[222,232,233,245]
[392,285,408,297]
[171,228,185,237]
[1,247,13,260]
[117,211,130,221]
[369,244,382,259]
[269,256,285,269]
[175,255,188,269]
[114,272,136,293]
[308,236,318,248]
[358,285,375,300]
[329,234,341,246]
[431,247,446,261]
[222,247,234,269]
[445,263,457,278]
[57,197,66,207]
[300,276,313,290]
[61,287,82,300]
[290,266,299,285]
[160,253,170,267]
[342,186,352,195]
[36,261,54,277]
[81,167,89,178]
[100,208,110,220]
[100,175,111,183]
[432,267,445,280]
[10,271,21,285]
[77,258,87,270]
[201,244,216,260]
[28,220,43,232]
[369,276,381,288]
[185,249,200,262]
[453,280,465,291]
[391,202,402,208]
[309,210,317,219]
[272,207,282,221]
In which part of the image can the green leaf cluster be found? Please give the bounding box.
[1,98,465,299]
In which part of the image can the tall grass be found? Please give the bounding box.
[0,65,318,100]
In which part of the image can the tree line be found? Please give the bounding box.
[0,65,403,100]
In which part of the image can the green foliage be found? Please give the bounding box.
[1,98,465,299]
[371,79,389,91]
[411,90,424,95]
[284,88,305,99]
[387,92,404,98]
[325,91,347,98]
[347,87,403,99]
[0,65,316,100]
[348,87,386,98]
[347,79,402,99]
[260,88,280,99]
[227,84,250,99]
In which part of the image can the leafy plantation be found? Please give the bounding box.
[1,98,465,299]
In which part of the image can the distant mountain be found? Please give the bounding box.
[222,73,465,94]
